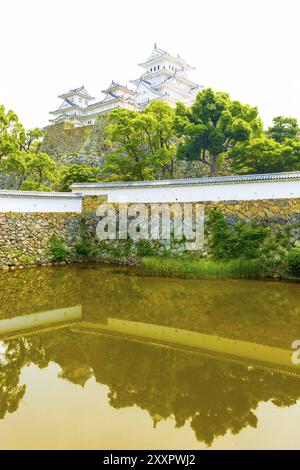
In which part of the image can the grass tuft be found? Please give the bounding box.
[140,257,265,280]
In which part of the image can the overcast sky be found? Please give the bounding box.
[1,0,299,129]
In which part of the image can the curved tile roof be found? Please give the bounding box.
[71,171,300,190]
[0,190,82,199]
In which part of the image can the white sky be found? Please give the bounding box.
[1,0,300,129]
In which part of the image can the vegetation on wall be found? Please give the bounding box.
[207,209,268,260]
[47,234,70,262]
[287,248,300,277]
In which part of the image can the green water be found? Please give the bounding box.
[0,264,300,449]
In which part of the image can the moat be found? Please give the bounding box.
[0,264,300,449]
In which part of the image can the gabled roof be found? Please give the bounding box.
[56,98,77,110]
[50,101,80,115]
[138,44,194,71]
[101,80,136,95]
[135,79,165,98]
[58,86,95,100]
[145,43,167,62]
[152,77,198,98]
[70,85,85,93]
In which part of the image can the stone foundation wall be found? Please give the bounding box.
[40,122,93,159]
[80,196,300,260]
[83,196,300,220]
[0,212,81,270]
[0,196,299,270]
[82,195,108,213]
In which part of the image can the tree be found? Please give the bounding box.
[0,105,58,190]
[1,150,58,190]
[103,101,177,181]
[22,152,58,190]
[174,88,262,176]
[0,105,25,161]
[230,136,300,174]
[59,164,102,191]
[266,116,299,143]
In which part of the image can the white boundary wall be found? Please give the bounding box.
[0,191,82,213]
[1,173,300,212]
[71,180,300,203]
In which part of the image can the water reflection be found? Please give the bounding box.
[1,330,300,446]
[0,264,300,447]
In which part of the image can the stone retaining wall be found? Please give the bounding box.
[80,196,300,259]
[0,212,81,270]
[0,196,299,270]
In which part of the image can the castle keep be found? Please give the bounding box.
[49,45,201,127]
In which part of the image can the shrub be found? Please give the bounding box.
[97,241,119,259]
[228,223,268,259]
[120,239,134,258]
[207,210,268,260]
[74,241,92,258]
[47,234,70,261]
[286,248,300,277]
[206,210,230,259]
[136,239,155,257]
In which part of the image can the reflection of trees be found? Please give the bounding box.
[2,331,298,447]
[0,337,48,419]
[0,331,92,420]
[1,264,300,445]
[77,335,300,446]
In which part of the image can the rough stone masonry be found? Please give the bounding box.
[0,196,299,270]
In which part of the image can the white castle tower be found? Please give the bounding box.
[130,44,201,108]
[49,45,202,126]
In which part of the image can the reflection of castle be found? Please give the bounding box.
[49,45,202,127]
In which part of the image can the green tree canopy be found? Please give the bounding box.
[175,88,262,176]
[0,105,58,190]
[59,164,102,192]
[266,116,299,143]
[0,105,25,160]
[230,136,300,174]
[103,101,177,181]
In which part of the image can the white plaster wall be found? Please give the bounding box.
[0,306,82,337]
[73,180,300,203]
[0,194,82,213]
